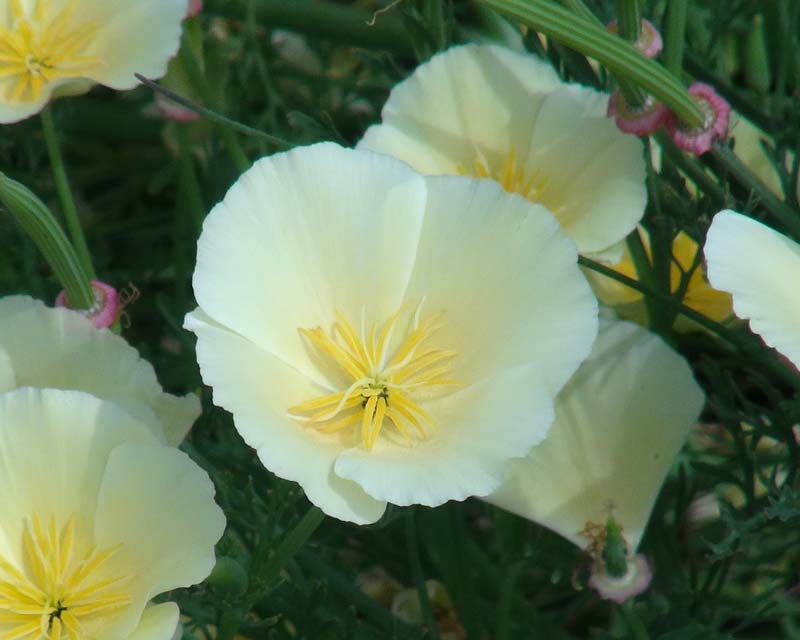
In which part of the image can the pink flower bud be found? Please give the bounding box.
[55,280,120,329]
[186,0,203,18]
[607,19,663,58]
[607,91,668,136]
[665,82,731,155]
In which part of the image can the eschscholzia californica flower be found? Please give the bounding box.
[486,318,704,551]
[587,227,733,330]
[0,295,199,445]
[357,44,646,258]
[705,210,800,370]
[0,387,225,640]
[0,0,188,123]
[185,143,598,524]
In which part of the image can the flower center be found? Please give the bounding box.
[289,305,460,450]
[457,148,561,216]
[0,0,101,103]
[0,514,132,639]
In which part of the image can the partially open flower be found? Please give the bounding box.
[0,295,199,445]
[0,387,225,640]
[607,91,668,136]
[56,279,120,328]
[665,83,731,155]
[705,210,800,370]
[607,19,663,58]
[185,143,598,524]
[486,318,704,551]
[0,0,189,123]
[358,44,646,257]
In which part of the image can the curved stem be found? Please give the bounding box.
[40,106,96,280]
[481,0,704,128]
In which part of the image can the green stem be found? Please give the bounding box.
[710,144,800,240]
[405,509,439,640]
[177,126,207,236]
[40,107,96,280]
[258,506,325,589]
[480,0,704,128]
[616,0,641,43]
[214,0,413,54]
[558,0,595,22]
[619,601,651,640]
[495,562,523,640]
[578,255,800,391]
[625,230,660,330]
[0,173,94,309]
[176,40,251,173]
[662,0,688,76]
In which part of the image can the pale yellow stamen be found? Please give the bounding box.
[457,148,559,214]
[289,305,460,450]
[0,0,102,104]
[0,515,133,639]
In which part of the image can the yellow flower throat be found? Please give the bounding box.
[0,0,101,103]
[289,306,459,451]
[0,515,132,639]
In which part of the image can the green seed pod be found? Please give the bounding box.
[208,556,249,596]
[744,15,771,94]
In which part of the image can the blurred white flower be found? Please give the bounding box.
[358,44,646,258]
[0,295,199,445]
[0,387,225,640]
[0,0,188,123]
[705,210,800,370]
[185,142,597,524]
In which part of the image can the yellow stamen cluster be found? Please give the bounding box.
[0,0,101,103]
[0,515,132,639]
[458,148,558,214]
[289,306,459,450]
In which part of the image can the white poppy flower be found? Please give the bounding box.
[185,143,598,524]
[0,295,199,445]
[486,319,704,550]
[0,387,225,640]
[705,210,800,370]
[357,43,646,257]
[0,0,188,123]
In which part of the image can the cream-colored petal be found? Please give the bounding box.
[334,365,554,506]
[82,0,188,89]
[93,442,225,606]
[358,44,645,255]
[359,44,561,175]
[523,86,646,253]
[0,388,160,568]
[0,346,15,393]
[185,310,387,524]
[123,603,180,640]
[403,176,598,394]
[0,296,200,443]
[192,143,427,382]
[705,210,800,369]
[485,319,704,550]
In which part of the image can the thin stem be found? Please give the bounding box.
[710,144,800,240]
[40,106,96,280]
[495,562,523,640]
[136,74,292,150]
[405,509,439,640]
[662,0,688,76]
[176,40,251,173]
[481,0,704,127]
[258,506,325,589]
[625,230,660,329]
[578,255,800,391]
